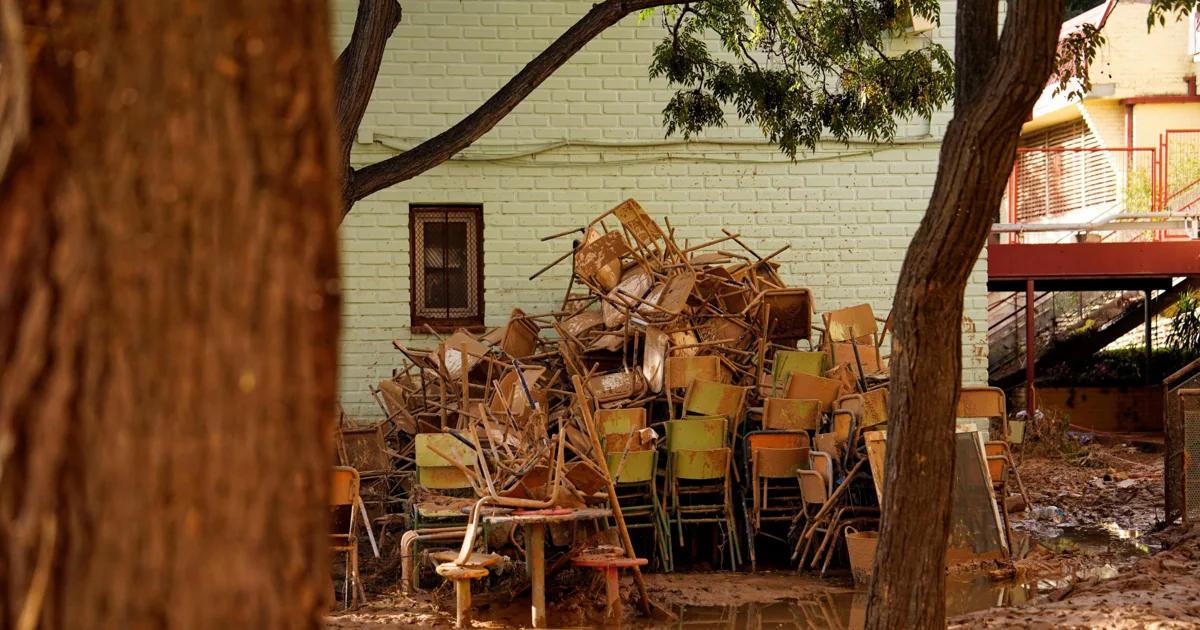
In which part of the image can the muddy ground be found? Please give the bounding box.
[329,443,1192,629]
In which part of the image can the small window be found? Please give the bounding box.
[410,206,483,330]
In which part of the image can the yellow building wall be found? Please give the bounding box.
[1134,103,1200,148]
[1089,4,1196,99]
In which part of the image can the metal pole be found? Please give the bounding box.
[1146,289,1153,385]
[1025,280,1036,421]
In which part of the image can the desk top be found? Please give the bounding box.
[482,507,612,525]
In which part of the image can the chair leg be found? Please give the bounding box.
[350,540,361,607]
[454,579,472,628]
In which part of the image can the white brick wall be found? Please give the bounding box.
[332,0,988,418]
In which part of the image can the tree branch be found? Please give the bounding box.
[335,0,402,188]
[345,0,686,208]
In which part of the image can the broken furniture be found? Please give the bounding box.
[571,547,649,622]
[956,386,1030,510]
[482,507,613,628]
[331,466,366,608]
[432,551,500,628]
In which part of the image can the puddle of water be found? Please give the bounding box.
[633,524,1151,629]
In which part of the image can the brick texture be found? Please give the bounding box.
[332,0,988,417]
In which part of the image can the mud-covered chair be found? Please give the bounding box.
[793,462,878,574]
[957,386,1029,508]
[741,442,810,571]
[784,372,844,414]
[664,355,723,419]
[763,397,822,432]
[331,466,365,608]
[681,379,748,441]
[764,350,828,397]
[605,440,672,571]
[665,417,740,568]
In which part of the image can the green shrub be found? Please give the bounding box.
[1037,347,1200,387]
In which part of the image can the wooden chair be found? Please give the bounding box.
[668,447,741,569]
[605,440,671,571]
[331,466,365,608]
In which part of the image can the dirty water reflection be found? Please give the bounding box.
[639,578,1032,630]
[638,525,1152,629]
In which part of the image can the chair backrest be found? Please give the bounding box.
[813,432,838,458]
[832,412,854,446]
[956,387,1006,419]
[809,450,834,492]
[608,449,657,484]
[672,448,730,480]
[595,407,647,436]
[773,351,827,384]
[331,466,361,507]
[984,442,1007,488]
[681,379,746,421]
[667,417,728,451]
[784,372,843,412]
[747,432,810,459]
[664,355,721,392]
[763,397,822,431]
[415,433,478,490]
[754,447,811,479]
[604,431,653,454]
[417,466,474,490]
[337,424,393,474]
[831,342,883,373]
[797,469,829,505]
[835,388,889,428]
[957,386,1007,441]
[823,303,879,344]
[415,433,479,468]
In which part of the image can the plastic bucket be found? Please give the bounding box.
[844,528,878,587]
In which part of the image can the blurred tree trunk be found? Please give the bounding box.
[864,1,1062,628]
[0,2,341,629]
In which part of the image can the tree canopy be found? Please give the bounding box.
[645,1,953,157]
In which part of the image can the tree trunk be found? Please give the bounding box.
[0,2,341,629]
[864,1,1062,628]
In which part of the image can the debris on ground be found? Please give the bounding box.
[329,199,1025,625]
[949,524,1200,629]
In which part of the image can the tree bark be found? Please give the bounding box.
[0,2,341,629]
[864,1,1063,628]
[342,0,684,210]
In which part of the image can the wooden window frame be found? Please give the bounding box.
[409,205,485,332]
